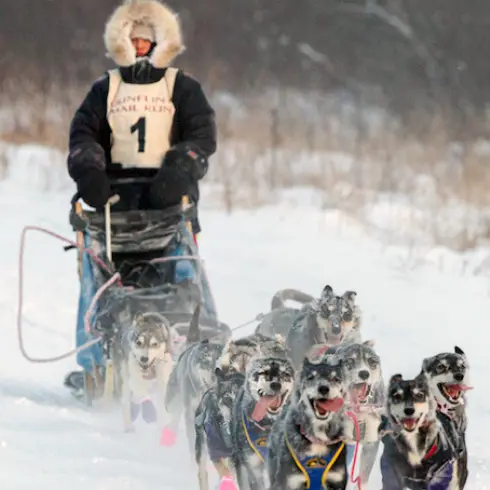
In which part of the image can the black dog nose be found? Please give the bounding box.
[270,381,282,392]
[318,385,330,396]
[140,356,149,363]
[358,370,370,380]
[404,407,415,416]
[454,373,464,382]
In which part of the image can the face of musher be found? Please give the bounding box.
[131,37,152,57]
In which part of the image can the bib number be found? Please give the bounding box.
[130,117,146,153]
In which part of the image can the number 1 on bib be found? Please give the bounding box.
[131,117,146,153]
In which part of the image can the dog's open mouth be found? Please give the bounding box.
[309,397,344,419]
[349,382,371,404]
[438,383,471,403]
[138,360,156,379]
[251,390,289,421]
[400,416,421,432]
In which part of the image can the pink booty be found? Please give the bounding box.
[219,476,238,490]
[160,426,177,447]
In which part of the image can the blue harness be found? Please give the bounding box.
[241,410,271,463]
[285,433,346,490]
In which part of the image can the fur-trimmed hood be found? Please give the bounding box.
[103,0,185,68]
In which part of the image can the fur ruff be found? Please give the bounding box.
[103,0,185,68]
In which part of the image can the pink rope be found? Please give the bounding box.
[17,225,120,363]
[346,410,362,489]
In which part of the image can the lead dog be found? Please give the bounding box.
[112,311,174,434]
[380,372,464,489]
[266,352,349,490]
[421,346,471,488]
[318,340,385,486]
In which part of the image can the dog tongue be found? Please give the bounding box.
[350,383,368,403]
[251,395,281,422]
[402,418,417,430]
[316,397,344,413]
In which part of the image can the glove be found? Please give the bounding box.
[149,142,208,208]
[76,167,112,208]
[163,142,209,181]
[67,142,111,208]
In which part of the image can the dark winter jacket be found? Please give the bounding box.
[68,63,216,232]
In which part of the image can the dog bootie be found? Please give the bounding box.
[160,425,177,446]
[141,399,157,424]
[218,476,238,490]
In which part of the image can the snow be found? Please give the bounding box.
[0,146,489,488]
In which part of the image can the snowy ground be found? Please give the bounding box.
[0,159,489,488]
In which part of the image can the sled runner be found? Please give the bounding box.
[65,181,229,405]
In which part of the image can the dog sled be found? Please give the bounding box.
[66,178,230,405]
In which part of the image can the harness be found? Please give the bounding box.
[285,432,345,490]
[241,409,272,463]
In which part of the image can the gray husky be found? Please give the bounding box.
[380,372,464,490]
[194,369,246,490]
[255,288,315,338]
[111,311,174,434]
[230,346,295,490]
[286,285,362,369]
[317,340,385,486]
[163,306,228,451]
[421,346,471,488]
[266,353,349,490]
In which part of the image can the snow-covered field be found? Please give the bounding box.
[0,147,489,488]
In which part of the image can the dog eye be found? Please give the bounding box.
[135,339,144,347]
[367,358,378,368]
[435,364,446,374]
[342,312,352,321]
[345,359,355,370]
[392,393,403,403]
[150,342,159,348]
[413,392,425,402]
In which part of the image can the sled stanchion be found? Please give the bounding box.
[104,194,120,265]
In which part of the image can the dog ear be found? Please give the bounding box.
[321,285,334,300]
[454,346,465,356]
[389,373,403,384]
[343,290,357,304]
[363,339,375,348]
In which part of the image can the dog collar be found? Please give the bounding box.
[285,431,345,490]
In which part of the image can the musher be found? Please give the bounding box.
[64,0,217,397]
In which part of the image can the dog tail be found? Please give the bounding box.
[186,304,201,344]
[271,288,315,310]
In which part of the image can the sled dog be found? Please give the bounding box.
[112,311,174,433]
[379,372,464,489]
[266,352,349,490]
[230,346,295,490]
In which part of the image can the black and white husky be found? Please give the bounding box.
[421,346,472,488]
[380,372,464,490]
[112,311,174,434]
[230,349,295,490]
[286,285,362,369]
[266,353,349,490]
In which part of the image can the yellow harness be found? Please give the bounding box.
[285,432,345,489]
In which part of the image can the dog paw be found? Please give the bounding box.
[160,425,177,446]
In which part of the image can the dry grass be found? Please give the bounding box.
[1,88,490,251]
